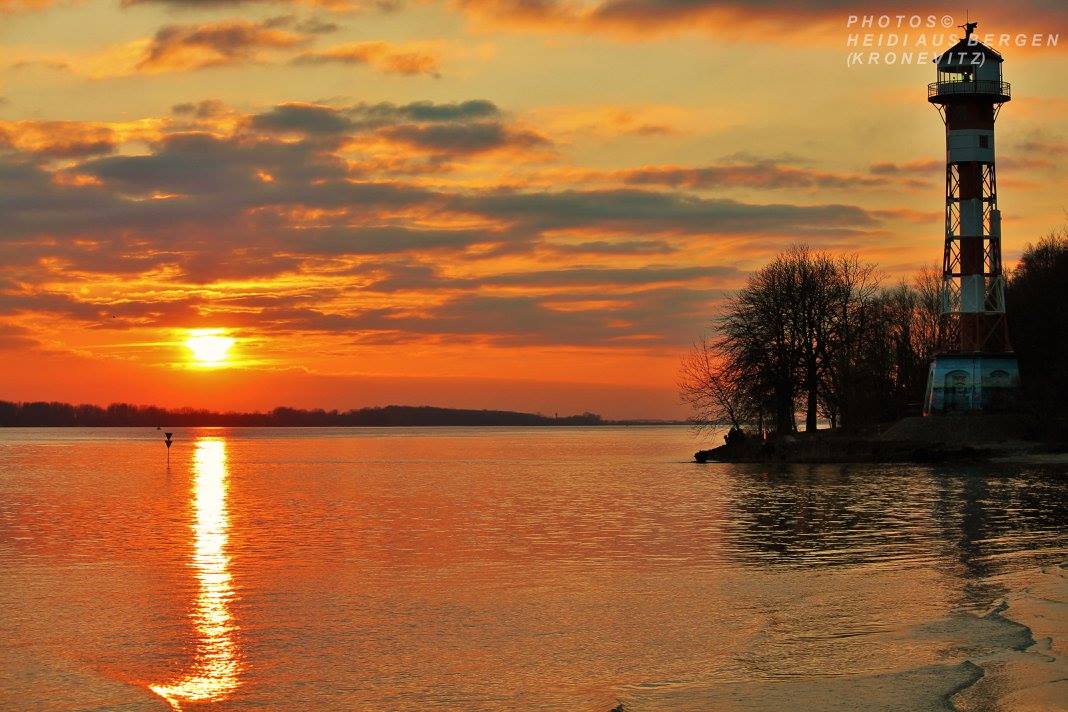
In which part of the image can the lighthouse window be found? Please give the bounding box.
[978,135,989,148]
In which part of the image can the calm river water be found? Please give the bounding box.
[0,426,1065,711]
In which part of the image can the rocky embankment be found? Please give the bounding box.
[694,414,1068,464]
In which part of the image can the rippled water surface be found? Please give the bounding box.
[0,427,1065,711]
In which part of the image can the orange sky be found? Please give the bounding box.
[0,0,1065,418]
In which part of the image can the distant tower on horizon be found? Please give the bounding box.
[924,21,1020,414]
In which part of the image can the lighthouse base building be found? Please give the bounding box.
[923,23,1021,415]
[925,356,1019,413]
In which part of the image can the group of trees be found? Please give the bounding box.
[1006,227,1068,417]
[683,232,1068,435]
[0,402,604,427]
[681,245,941,435]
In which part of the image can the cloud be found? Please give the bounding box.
[284,225,514,257]
[293,41,442,76]
[0,119,879,283]
[171,99,229,118]
[1010,130,1068,164]
[120,0,380,9]
[137,19,308,72]
[263,14,341,34]
[0,323,38,350]
[0,120,117,157]
[450,0,1068,43]
[78,131,348,195]
[200,286,727,346]
[0,96,888,353]
[247,100,504,137]
[548,239,676,255]
[622,159,892,191]
[246,99,546,158]
[352,99,500,124]
[868,159,942,176]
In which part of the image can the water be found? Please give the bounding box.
[0,427,1065,711]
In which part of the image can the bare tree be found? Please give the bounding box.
[718,256,800,435]
[911,265,941,362]
[678,337,754,433]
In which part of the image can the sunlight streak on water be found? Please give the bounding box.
[149,438,241,710]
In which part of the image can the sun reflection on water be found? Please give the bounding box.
[150,438,241,710]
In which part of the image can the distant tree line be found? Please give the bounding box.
[0,402,605,427]
[682,233,1068,434]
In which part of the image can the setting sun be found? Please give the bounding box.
[185,330,235,367]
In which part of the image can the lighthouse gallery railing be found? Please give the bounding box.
[928,80,1011,99]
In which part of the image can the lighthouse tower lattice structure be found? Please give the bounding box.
[924,22,1020,414]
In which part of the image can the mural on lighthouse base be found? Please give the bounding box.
[924,22,1021,415]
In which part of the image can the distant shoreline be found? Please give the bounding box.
[0,400,686,428]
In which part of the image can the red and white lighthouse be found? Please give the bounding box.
[924,22,1020,414]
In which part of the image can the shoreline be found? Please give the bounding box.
[694,438,1068,465]
[951,562,1068,711]
[694,415,1068,465]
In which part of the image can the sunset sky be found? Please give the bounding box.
[1,0,1065,418]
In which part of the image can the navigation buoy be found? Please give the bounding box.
[164,432,173,462]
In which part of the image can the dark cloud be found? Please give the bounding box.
[365,263,733,292]
[0,290,206,329]
[449,188,876,236]
[246,100,508,142]
[480,265,732,287]
[353,100,500,123]
[547,239,676,255]
[245,100,544,158]
[380,122,550,155]
[79,131,348,195]
[251,103,355,135]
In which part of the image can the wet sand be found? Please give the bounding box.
[953,564,1068,712]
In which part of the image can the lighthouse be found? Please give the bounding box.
[924,22,1020,414]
